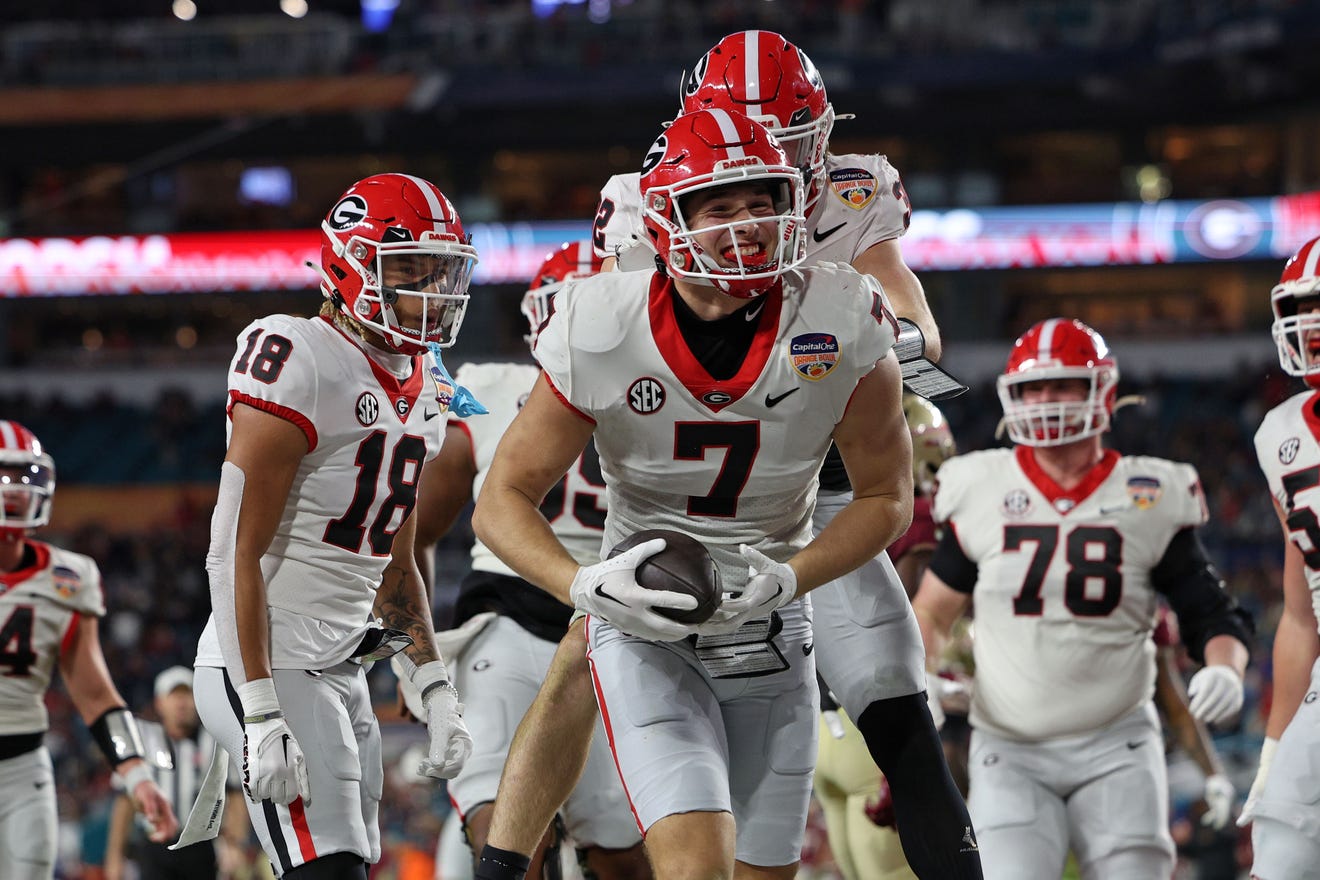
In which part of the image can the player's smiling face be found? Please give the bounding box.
[682,183,778,270]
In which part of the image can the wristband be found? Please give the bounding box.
[236,677,281,722]
[90,707,147,767]
[117,759,156,793]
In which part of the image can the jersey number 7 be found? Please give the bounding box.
[675,421,760,517]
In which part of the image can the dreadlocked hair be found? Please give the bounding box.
[319,298,366,341]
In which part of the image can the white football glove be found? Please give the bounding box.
[1236,736,1278,827]
[397,655,473,780]
[698,545,797,636]
[569,538,698,642]
[1187,665,1244,725]
[237,679,310,806]
[1201,773,1235,830]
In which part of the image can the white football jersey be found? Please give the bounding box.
[933,447,1207,741]
[593,153,910,268]
[196,314,452,669]
[535,265,897,593]
[0,540,104,735]
[453,361,607,573]
[1254,390,1320,629]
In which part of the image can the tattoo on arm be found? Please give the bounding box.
[375,564,439,666]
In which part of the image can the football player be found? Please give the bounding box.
[814,394,959,880]
[912,318,1253,880]
[0,421,177,879]
[186,174,476,879]
[474,107,915,880]
[405,241,649,880]
[1243,233,1320,880]
[477,32,980,880]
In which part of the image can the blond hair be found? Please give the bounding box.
[319,298,365,341]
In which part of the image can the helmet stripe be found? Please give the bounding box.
[0,421,19,449]
[398,173,448,233]
[1304,237,1320,280]
[708,108,746,159]
[742,30,762,117]
[1036,318,1062,362]
[571,241,594,274]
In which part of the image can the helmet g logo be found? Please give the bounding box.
[328,195,368,231]
[641,134,668,176]
[680,55,708,99]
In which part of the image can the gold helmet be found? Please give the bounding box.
[903,393,956,496]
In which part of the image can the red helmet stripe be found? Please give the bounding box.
[0,421,24,450]
[1304,237,1320,280]
[399,173,448,232]
[742,30,763,116]
[708,108,746,159]
[1036,318,1063,363]
[569,241,594,275]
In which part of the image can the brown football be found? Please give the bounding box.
[608,529,722,624]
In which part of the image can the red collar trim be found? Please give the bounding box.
[321,315,426,422]
[1,540,50,592]
[1302,392,1320,443]
[646,276,782,413]
[1014,446,1120,513]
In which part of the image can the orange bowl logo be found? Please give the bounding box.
[789,333,839,381]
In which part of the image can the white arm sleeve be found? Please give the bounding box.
[206,461,251,686]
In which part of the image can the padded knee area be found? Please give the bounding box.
[857,694,983,880]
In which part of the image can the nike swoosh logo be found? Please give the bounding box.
[1126,740,1145,750]
[765,388,799,408]
[424,409,439,421]
[594,585,627,606]
[744,301,766,322]
[812,222,847,243]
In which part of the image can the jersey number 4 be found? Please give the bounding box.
[0,606,37,677]
[1005,524,1123,616]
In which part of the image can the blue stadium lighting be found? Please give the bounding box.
[361,0,399,32]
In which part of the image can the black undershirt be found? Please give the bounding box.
[670,290,765,380]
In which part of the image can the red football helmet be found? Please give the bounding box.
[0,421,55,534]
[522,241,603,348]
[996,318,1118,447]
[1271,234,1320,387]
[319,173,478,354]
[641,108,806,298]
[680,31,834,210]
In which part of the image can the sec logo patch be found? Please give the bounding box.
[628,377,666,414]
